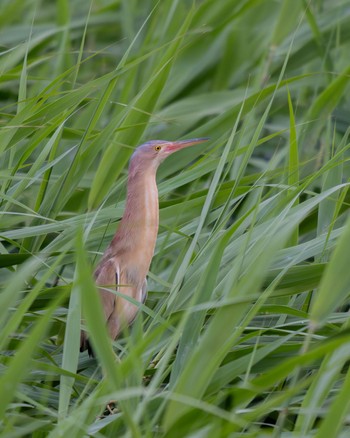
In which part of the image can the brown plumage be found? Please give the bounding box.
[80,138,209,354]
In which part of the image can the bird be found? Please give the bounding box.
[80,138,209,355]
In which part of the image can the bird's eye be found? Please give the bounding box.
[154,145,162,152]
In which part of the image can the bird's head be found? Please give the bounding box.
[130,138,209,172]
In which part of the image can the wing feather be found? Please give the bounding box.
[80,259,119,353]
[80,258,149,352]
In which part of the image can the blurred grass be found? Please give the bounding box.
[1,0,350,436]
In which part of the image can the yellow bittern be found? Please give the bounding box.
[80,138,209,354]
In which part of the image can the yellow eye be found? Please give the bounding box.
[154,145,162,151]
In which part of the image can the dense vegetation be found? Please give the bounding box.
[1,0,350,436]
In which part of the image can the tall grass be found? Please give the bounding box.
[1,0,350,436]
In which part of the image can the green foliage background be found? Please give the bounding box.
[1,0,350,436]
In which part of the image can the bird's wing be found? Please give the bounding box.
[81,258,148,346]
[95,258,120,321]
[106,273,148,339]
[80,258,119,353]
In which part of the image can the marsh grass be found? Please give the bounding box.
[1,0,350,436]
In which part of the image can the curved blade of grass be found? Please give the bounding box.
[310,215,350,328]
[0,287,68,420]
[58,271,81,419]
[315,362,350,438]
[75,228,141,435]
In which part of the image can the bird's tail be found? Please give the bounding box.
[80,331,94,357]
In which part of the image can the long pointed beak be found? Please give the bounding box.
[164,137,209,153]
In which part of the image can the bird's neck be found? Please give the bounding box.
[114,169,159,256]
